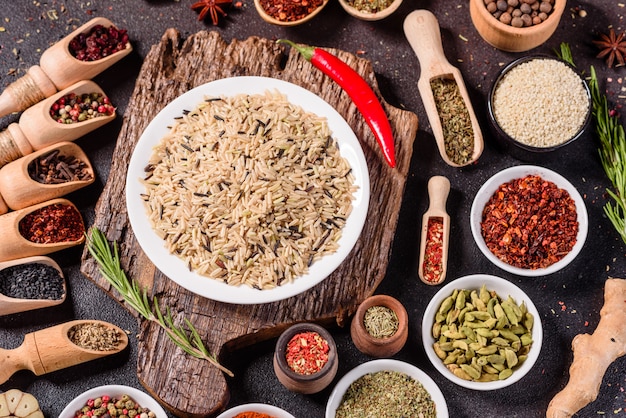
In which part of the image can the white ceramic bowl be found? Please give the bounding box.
[59,385,168,418]
[422,274,543,390]
[470,165,588,277]
[217,403,295,418]
[126,76,370,304]
[325,359,448,417]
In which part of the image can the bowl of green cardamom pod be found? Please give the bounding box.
[421,274,543,390]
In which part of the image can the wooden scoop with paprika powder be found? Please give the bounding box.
[404,9,483,167]
[418,176,450,285]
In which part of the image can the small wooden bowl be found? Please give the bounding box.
[39,16,132,90]
[338,0,403,21]
[273,323,338,394]
[350,295,408,358]
[0,197,86,262]
[254,0,329,26]
[18,80,115,151]
[469,0,566,52]
[0,255,66,316]
[0,142,95,214]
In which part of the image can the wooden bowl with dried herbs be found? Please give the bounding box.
[338,0,403,21]
[350,294,408,358]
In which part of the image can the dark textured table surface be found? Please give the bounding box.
[0,1,625,417]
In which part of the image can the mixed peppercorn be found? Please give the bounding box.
[72,394,155,418]
[50,92,115,124]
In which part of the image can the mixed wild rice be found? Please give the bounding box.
[141,91,356,290]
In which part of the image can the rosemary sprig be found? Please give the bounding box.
[87,227,234,377]
[556,43,626,244]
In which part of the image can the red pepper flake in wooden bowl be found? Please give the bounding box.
[480,174,578,269]
[285,331,329,375]
[422,217,444,283]
[18,203,84,244]
[259,0,324,22]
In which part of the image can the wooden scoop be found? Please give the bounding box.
[0,256,66,316]
[418,176,450,285]
[0,142,95,215]
[0,80,115,169]
[0,17,132,118]
[0,319,128,384]
[0,197,85,263]
[403,10,484,167]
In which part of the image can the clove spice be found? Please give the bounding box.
[28,150,93,184]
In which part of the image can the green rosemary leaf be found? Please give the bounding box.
[86,227,234,377]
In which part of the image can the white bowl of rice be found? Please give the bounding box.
[126,76,370,304]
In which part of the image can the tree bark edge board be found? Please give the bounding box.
[80,29,418,417]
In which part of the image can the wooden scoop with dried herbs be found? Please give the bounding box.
[87,227,233,376]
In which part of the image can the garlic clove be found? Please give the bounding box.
[0,390,42,418]
[0,394,8,416]
[14,393,39,418]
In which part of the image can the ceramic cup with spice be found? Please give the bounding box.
[254,0,329,26]
[273,322,338,394]
[350,295,408,358]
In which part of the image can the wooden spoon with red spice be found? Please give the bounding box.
[418,176,450,285]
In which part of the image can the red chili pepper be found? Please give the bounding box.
[278,39,396,168]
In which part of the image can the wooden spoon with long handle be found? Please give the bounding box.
[418,176,451,285]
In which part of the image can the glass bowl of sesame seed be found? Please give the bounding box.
[487,55,592,162]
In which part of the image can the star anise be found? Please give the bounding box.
[593,28,626,68]
[191,0,232,25]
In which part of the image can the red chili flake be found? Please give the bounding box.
[19,203,84,244]
[423,217,444,283]
[285,331,329,375]
[258,0,323,22]
[480,175,578,269]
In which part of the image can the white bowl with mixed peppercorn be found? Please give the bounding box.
[470,165,588,277]
[59,385,167,418]
[421,274,543,390]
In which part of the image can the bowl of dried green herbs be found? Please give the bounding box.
[326,359,448,417]
[338,0,403,21]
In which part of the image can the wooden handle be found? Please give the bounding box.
[403,10,454,82]
[427,176,450,214]
[0,65,57,119]
[0,333,43,384]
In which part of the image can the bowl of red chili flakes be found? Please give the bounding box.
[470,165,588,277]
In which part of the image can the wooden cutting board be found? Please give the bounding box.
[80,29,418,417]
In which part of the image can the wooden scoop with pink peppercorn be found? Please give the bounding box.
[0,16,131,118]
